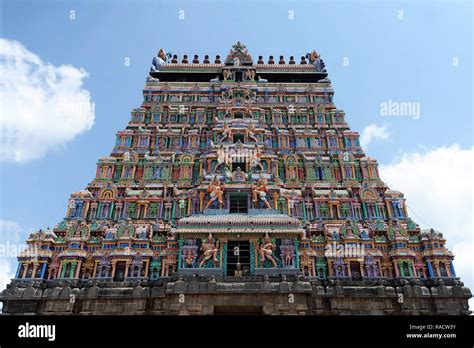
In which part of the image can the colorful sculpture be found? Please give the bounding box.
[219,123,232,142]
[252,177,271,209]
[8,43,465,305]
[258,234,277,267]
[246,123,259,142]
[199,234,219,267]
[204,176,225,209]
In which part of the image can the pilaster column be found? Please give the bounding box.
[111,261,117,278]
[434,262,441,277]
[60,263,67,278]
[393,260,400,277]
[70,262,77,278]
[92,261,98,278]
[327,260,333,276]
[75,261,82,278]
[411,261,417,278]
[399,261,405,277]
[125,261,130,278]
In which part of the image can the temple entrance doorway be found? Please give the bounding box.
[113,261,126,282]
[350,261,362,281]
[229,193,248,213]
[226,240,251,276]
[231,160,246,172]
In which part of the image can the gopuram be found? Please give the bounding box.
[1,42,470,315]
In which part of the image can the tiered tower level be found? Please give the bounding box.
[2,43,470,315]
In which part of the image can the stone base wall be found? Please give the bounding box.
[1,277,471,315]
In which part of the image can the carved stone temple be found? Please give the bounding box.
[1,42,470,315]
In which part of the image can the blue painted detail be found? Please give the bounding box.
[250,242,255,275]
[40,262,47,278]
[178,239,183,269]
[294,239,300,270]
[427,262,434,278]
[450,262,456,277]
[223,242,227,275]
[15,263,21,278]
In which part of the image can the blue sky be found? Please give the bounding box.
[0,0,473,294]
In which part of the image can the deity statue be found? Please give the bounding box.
[244,69,255,81]
[219,123,232,142]
[204,176,225,209]
[246,123,259,142]
[258,234,277,267]
[144,151,156,161]
[249,148,264,172]
[151,48,171,72]
[344,220,356,238]
[284,250,292,267]
[136,225,148,239]
[123,151,131,162]
[199,234,219,267]
[184,250,194,268]
[305,50,326,72]
[252,177,271,209]
[223,69,232,81]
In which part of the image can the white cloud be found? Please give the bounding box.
[0,259,13,292]
[360,123,391,148]
[379,144,474,310]
[0,38,95,163]
[452,241,474,310]
[0,219,29,292]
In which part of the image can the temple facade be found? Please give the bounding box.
[1,42,470,315]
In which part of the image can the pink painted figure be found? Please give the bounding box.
[204,176,225,209]
[199,234,219,267]
[252,177,272,209]
[259,234,277,267]
[219,123,232,142]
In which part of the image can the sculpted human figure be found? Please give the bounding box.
[250,148,264,172]
[245,69,255,81]
[219,123,232,142]
[184,250,194,268]
[223,70,232,81]
[246,123,259,142]
[284,250,292,266]
[252,177,271,209]
[204,176,225,209]
[259,234,277,267]
[199,234,219,267]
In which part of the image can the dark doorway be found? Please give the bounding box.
[232,161,246,172]
[350,262,362,281]
[114,261,126,282]
[214,305,263,315]
[234,71,243,82]
[226,240,250,276]
[229,193,248,213]
[233,133,244,143]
